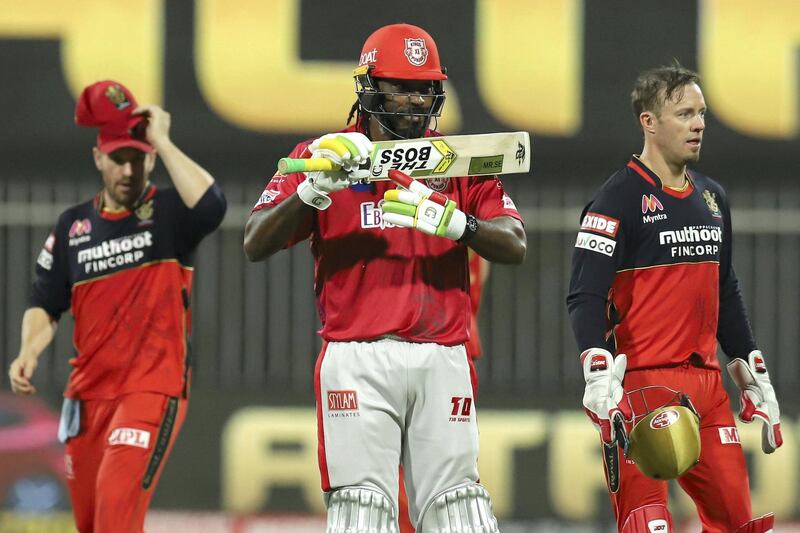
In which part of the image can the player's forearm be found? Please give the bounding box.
[154,139,215,208]
[244,196,310,261]
[18,307,57,360]
[466,216,526,264]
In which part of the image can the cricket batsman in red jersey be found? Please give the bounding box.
[567,64,781,532]
[8,80,226,532]
[245,23,526,533]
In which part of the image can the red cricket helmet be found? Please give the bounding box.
[358,23,447,81]
[351,23,447,139]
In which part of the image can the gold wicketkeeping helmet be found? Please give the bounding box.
[628,404,701,480]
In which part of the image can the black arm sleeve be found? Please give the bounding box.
[29,216,71,321]
[716,188,757,359]
[566,182,631,353]
[567,292,613,352]
[175,183,228,254]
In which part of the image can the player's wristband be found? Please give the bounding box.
[458,214,479,243]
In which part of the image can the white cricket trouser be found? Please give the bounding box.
[315,338,481,525]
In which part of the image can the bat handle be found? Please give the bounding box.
[277,158,342,175]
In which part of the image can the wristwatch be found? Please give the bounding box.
[458,214,479,243]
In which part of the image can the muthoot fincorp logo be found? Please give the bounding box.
[77,231,153,273]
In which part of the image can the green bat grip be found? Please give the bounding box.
[277,158,342,174]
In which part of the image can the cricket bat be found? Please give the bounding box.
[277,131,531,181]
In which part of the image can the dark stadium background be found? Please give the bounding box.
[0,1,797,530]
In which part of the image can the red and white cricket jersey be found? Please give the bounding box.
[252,127,522,345]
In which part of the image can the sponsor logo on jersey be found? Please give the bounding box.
[641,194,668,222]
[69,219,93,246]
[641,194,664,214]
[719,426,741,444]
[360,201,398,230]
[327,390,360,418]
[37,249,53,270]
[254,189,279,209]
[39,232,57,269]
[108,427,151,449]
[575,231,616,257]
[69,219,92,237]
[77,230,153,274]
[425,177,448,192]
[702,189,722,218]
[404,38,428,66]
[581,212,619,237]
[659,225,722,258]
[650,409,680,430]
[502,193,517,210]
[647,520,668,532]
[449,396,472,422]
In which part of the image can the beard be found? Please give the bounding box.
[377,114,429,139]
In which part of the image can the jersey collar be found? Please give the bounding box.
[627,156,694,199]
[94,182,157,220]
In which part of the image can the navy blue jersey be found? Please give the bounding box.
[567,157,755,370]
[31,183,226,399]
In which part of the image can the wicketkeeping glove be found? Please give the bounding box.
[381,170,468,240]
[296,132,372,210]
[581,348,633,445]
[727,350,783,453]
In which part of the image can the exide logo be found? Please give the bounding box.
[641,194,664,214]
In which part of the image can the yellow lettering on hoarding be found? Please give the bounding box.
[195,0,461,134]
[478,411,547,517]
[742,419,797,516]
[699,0,799,138]
[550,413,607,519]
[475,0,583,135]
[222,407,325,513]
[0,0,163,104]
[221,407,798,520]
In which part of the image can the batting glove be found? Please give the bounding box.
[581,348,633,445]
[381,170,468,240]
[727,350,782,453]
[296,132,372,210]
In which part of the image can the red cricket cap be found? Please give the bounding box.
[75,80,154,154]
[358,23,447,81]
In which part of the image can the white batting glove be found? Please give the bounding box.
[297,132,373,210]
[581,348,632,445]
[727,351,783,453]
[381,170,468,240]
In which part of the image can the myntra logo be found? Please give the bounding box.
[69,218,92,237]
[641,194,664,214]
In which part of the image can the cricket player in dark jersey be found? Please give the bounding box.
[567,64,781,532]
[8,80,226,532]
